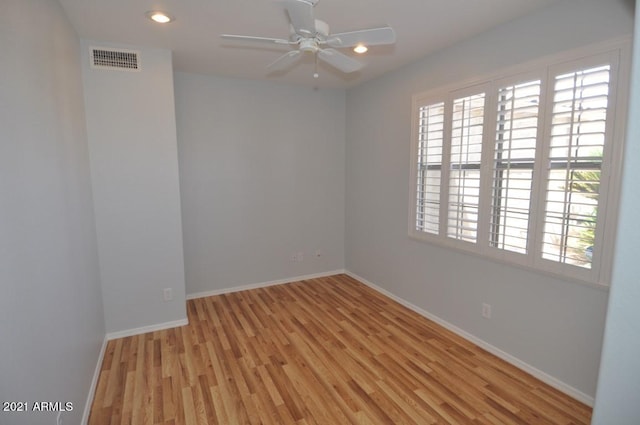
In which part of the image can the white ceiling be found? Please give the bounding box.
[59,0,563,88]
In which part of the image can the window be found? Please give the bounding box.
[448,93,485,243]
[410,44,628,286]
[415,102,444,235]
[490,80,540,255]
[541,65,610,269]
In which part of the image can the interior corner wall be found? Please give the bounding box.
[0,1,105,424]
[174,73,346,295]
[345,0,634,399]
[592,1,640,422]
[80,41,187,334]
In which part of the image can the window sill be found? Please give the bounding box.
[408,231,610,291]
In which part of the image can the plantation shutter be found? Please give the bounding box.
[416,102,445,235]
[490,80,541,254]
[541,65,611,269]
[447,93,485,243]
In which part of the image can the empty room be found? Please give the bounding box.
[2,0,640,424]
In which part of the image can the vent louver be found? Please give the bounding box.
[91,47,140,71]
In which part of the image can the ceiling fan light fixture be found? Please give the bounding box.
[353,44,368,54]
[300,39,319,53]
[146,11,174,24]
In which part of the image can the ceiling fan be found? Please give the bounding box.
[221,0,396,78]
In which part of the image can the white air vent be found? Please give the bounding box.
[90,47,140,71]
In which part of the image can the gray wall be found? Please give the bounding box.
[592,2,640,423]
[175,73,346,295]
[0,1,105,424]
[81,42,187,334]
[345,0,634,399]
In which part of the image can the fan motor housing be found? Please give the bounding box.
[289,19,329,45]
[299,38,319,53]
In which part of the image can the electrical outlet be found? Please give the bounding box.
[482,303,492,319]
[163,288,173,302]
[315,249,323,258]
[297,251,304,262]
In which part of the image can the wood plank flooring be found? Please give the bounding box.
[89,274,591,424]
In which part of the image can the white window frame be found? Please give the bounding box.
[408,39,630,287]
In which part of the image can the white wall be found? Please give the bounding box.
[592,2,640,423]
[0,1,105,424]
[175,73,345,295]
[345,0,634,400]
[81,41,187,334]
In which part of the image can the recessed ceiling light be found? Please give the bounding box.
[353,44,368,54]
[146,11,174,24]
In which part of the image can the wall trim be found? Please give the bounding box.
[186,269,347,300]
[82,335,108,425]
[106,318,189,341]
[344,270,595,407]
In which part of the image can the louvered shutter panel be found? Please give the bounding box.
[416,103,445,234]
[541,65,610,268]
[447,93,485,243]
[490,80,541,254]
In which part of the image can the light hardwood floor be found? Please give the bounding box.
[89,274,591,424]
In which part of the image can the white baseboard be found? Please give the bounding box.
[105,318,189,341]
[82,335,108,425]
[186,269,347,300]
[344,271,595,407]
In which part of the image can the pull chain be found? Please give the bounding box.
[313,53,319,79]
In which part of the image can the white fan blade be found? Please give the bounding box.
[285,0,316,37]
[317,48,363,73]
[327,27,396,48]
[267,50,303,71]
[221,34,292,45]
